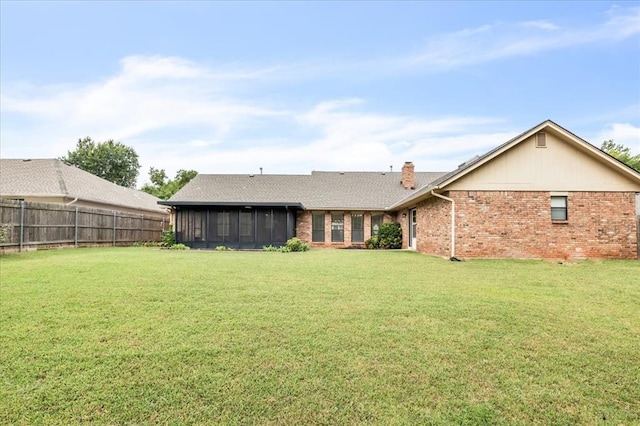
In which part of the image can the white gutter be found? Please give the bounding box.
[65,197,78,206]
[430,190,456,259]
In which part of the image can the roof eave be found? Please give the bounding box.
[159,201,305,209]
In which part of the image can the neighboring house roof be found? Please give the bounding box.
[163,171,447,210]
[0,158,168,215]
[389,119,640,210]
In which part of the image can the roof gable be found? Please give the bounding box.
[390,120,640,209]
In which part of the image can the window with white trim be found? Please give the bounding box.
[551,196,568,221]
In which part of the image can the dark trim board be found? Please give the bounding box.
[161,201,304,209]
[174,206,296,249]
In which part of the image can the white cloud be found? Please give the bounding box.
[597,123,640,153]
[519,21,560,31]
[403,6,640,69]
[2,6,638,184]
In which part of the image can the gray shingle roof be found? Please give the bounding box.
[166,171,447,210]
[0,158,168,215]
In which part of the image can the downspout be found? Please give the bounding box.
[430,190,458,260]
[65,197,78,206]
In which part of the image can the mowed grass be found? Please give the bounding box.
[0,248,638,425]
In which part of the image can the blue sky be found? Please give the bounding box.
[1,1,639,185]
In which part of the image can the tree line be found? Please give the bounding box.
[60,137,197,200]
[60,136,639,201]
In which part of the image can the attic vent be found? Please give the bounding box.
[536,132,547,148]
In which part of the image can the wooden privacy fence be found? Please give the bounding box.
[0,199,167,253]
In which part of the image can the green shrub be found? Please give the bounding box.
[365,235,379,249]
[162,226,176,247]
[215,246,234,251]
[262,245,280,252]
[377,223,402,249]
[285,237,309,252]
[170,243,189,250]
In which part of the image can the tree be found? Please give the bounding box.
[141,168,198,200]
[61,137,141,188]
[601,140,640,172]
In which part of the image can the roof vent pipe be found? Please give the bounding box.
[260,167,263,175]
[390,165,393,172]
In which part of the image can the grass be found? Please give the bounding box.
[0,248,639,425]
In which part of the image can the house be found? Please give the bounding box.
[161,120,640,259]
[0,158,168,218]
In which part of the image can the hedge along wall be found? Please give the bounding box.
[0,199,168,254]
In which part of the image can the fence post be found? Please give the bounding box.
[113,211,117,246]
[19,200,25,252]
[141,214,144,242]
[74,207,79,248]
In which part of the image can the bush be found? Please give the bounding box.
[366,223,403,249]
[378,222,402,249]
[285,237,309,252]
[162,226,176,247]
[215,246,234,251]
[263,238,309,253]
[170,243,189,250]
[365,235,379,249]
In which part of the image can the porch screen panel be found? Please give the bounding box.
[226,210,239,244]
[239,210,254,243]
[192,210,206,241]
[272,210,287,244]
[183,210,203,242]
[209,210,229,241]
[256,209,272,244]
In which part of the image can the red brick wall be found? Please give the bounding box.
[415,191,638,259]
[416,197,452,257]
[296,211,394,248]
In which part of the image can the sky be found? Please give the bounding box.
[1,1,639,186]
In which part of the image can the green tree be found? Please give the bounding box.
[141,168,198,200]
[61,137,141,188]
[601,140,640,172]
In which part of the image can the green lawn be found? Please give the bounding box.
[1,248,638,425]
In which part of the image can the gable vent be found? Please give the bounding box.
[536,132,547,148]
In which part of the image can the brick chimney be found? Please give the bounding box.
[401,161,415,189]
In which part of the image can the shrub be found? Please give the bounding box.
[262,245,279,252]
[365,235,379,249]
[377,223,402,249]
[215,246,234,251]
[162,226,176,247]
[285,237,309,252]
[170,243,189,250]
[134,241,161,247]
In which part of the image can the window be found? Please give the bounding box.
[331,213,344,242]
[312,212,325,242]
[351,214,364,242]
[217,211,230,237]
[551,196,567,221]
[371,213,383,236]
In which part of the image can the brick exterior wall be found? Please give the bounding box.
[414,191,638,259]
[297,211,394,248]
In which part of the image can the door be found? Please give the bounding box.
[409,208,417,250]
